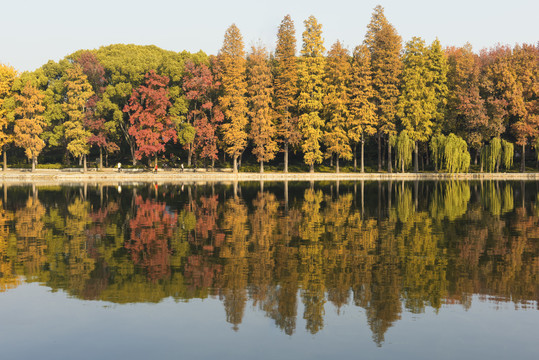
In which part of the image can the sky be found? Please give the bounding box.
[1,0,538,72]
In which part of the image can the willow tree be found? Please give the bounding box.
[219,24,248,173]
[395,130,414,173]
[502,139,514,170]
[323,41,352,173]
[63,64,94,171]
[365,5,402,172]
[274,15,300,173]
[443,134,470,173]
[398,37,436,172]
[0,64,17,170]
[298,15,325,173]
[429,134,446,172]
[348,45,377,173]
[247,45,278,173]
[14,83,46,171]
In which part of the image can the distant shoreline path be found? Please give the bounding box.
[1,169,539,184]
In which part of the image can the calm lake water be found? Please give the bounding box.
[0,181,537,360]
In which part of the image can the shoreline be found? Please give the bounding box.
[1,168,539,184]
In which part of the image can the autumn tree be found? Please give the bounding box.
[182,60,223,168]
[446,44,489,168]
[348,45,377,172]
[63,64,94,171]
[479,46,515,167]
[298,15,326,172]
[365,5,402,172]
[77,51,118,169]
[274,15,300,173]
[323,41,352,172]
[247,46,278,173]
[14,83,46,171]
[0,64,17,170]
[219,24,248,173]
[428,39,449,133]
[398,37,437,172]
[510,44,539,172]
[123,70,177,167]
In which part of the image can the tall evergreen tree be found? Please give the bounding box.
[247,45,278,173]
[219,24,248,173]
[323,40,352,173]
[428,39,449,133]
[298,15,325,173]
[364,5,402,172]
[349,45,377,173]
[398,37,437,172]
[274,15,300,173]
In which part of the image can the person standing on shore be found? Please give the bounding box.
[117,162,122,172]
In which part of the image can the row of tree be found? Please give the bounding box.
[1,181,537,342]
[0,6,538,172]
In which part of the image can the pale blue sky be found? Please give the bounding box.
[1,0,537,71]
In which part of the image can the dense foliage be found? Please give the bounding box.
[0,6,537,172]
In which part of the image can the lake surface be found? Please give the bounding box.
[0,181,537,360]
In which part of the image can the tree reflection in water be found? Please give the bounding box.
[0,180,537,345]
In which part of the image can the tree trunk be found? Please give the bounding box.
[99,147,103,170]
[414,142,419,173]
[233,156,238,173]
[521,144,525,172]
[260,161,264,173]
[211,157,215,170]
[188,144,193,167]
[83,154,87,172]
[388,143,392,173]
[336,157,339,173]
[310,163,314,173]
[377,130,382,172]
[130,143,137,165]
[402,157,405,173]
[284,142,289,173]
[353,143,357,172]
[330,154,333,167]
[2,149,6,171]
[32,156,36,172]
[361,137,365,173]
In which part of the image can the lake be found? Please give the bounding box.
[0,181,537,359]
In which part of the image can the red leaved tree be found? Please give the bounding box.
[182,60,224,168]
[78,51,119,169]
[123,70,177,167]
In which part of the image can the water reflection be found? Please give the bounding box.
[0,181,537,345]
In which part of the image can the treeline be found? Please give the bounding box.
[0,5,538,173]
[1,182,537,342]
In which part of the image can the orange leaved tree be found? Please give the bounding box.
[14,83,46,171]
